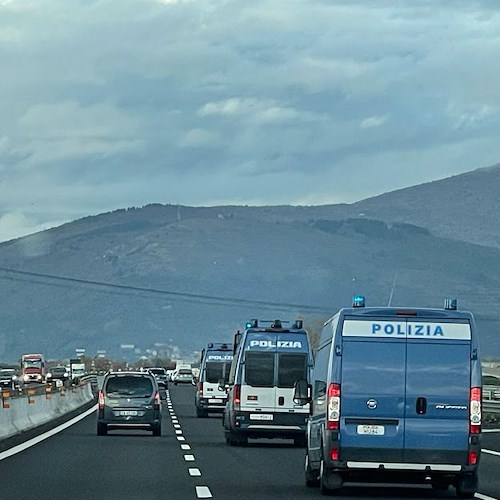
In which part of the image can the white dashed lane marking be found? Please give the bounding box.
[166,389,214,499]
[196,486,213,498]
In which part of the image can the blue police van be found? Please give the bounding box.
[223,319,314,446]
[195,342,233,417]
[294,297,482,498]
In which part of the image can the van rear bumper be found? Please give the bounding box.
[196,396,227,412]
[232,411,308,438]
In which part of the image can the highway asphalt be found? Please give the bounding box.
[0,384,499,500]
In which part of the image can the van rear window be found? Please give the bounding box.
[278,354,307,388]
[244,352,274,387]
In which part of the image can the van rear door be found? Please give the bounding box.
[404,319,471,464]
[340,319,406,462]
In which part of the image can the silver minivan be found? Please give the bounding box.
[97,371,162,436]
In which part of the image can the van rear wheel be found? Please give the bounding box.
[294,435,307,447]
[97,423,107,436]
[319,459,342,495]
[305,455,320,487]
[226,430,247,446]
[456,473,477,498]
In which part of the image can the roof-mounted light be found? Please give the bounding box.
[246,319,258,329]
[293,320,303,329]
[444,298,457,310]
[352,295,365,308]
[271,319,282,329]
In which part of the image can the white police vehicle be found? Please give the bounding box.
[223,319,313,446]
[294,297,482,498]
[195,342,233,417]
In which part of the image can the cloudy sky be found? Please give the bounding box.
[1,0,500,242]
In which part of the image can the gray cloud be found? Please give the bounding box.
[1,0,500,241]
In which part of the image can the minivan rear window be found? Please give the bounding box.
[105,376,153,397]
[277,353,307,388]
[245,352,274,387]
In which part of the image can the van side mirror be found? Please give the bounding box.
[293,379,311,405]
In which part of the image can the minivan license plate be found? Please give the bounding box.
[119,410,138,416]
[357,424,384,435]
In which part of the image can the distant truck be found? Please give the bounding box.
[21,353,46,384]
[69,358,86,385]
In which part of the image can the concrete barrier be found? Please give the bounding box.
[0,382,95,440]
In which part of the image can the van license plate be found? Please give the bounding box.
[119,410,138,416]
[250,414,273,421]
[208,398,222,403]
[357,425,384,435]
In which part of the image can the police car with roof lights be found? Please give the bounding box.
[195,342,233,417]
[222,319,314,446]
[293,296,482,498]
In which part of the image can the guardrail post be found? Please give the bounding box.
[2,390,11,408]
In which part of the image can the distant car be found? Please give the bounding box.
[148,367,169,388]
[0,368,20,390]
[482,374,500,400]
[173,368,194,385]
[97,371,162,436]
[46,365,70,385]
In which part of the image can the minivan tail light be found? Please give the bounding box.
[233,384,241,410]
[469,387,481,434]
[327,383,340,430]
[98,390,105,410]
[153,391,160,410]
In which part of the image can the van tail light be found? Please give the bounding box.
[468,450,478,465]
[98,390,105,410]
[153,391,161,410]
[327,383,341,430]
[233,384,241,410]
[198,382,203,396]
[469,387,481,434]
[330,447,339,461]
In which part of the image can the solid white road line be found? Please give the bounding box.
[483,449,500,457]
[196,486,213,498]
[476,493,499,500]
[0,404,98,462]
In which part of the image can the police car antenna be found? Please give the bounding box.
[387,272,398,307]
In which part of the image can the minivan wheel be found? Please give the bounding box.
[152,423,162,437]
[455,473,478,499]
[97,423,107,436]
[320,459,342,495]
[305,455,320,487]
